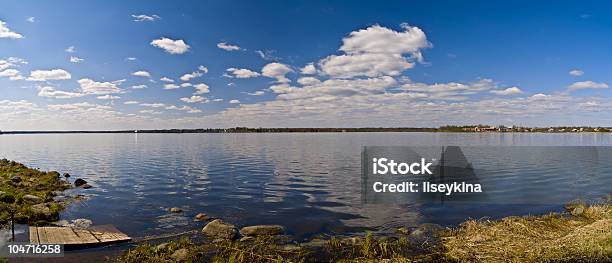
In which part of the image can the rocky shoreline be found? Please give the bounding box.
[0,159,92,227]
[122,198,611,262]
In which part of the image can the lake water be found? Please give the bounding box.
[1,133,611,245]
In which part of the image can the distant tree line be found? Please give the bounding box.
[0,125,610,134]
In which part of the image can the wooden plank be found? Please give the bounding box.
[41,227,64,244]
[72,228,100,244]
[29,226,39,244]
[53,227,82,245]
[89,225,131,242]
[37,227,50,244]
[28,225,130,246]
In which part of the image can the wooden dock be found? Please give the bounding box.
[29,225,131,247]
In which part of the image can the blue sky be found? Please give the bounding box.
[0,1,611,130]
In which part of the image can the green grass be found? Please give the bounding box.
[0,159,70,226]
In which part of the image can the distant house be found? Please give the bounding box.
[474,126,498,132]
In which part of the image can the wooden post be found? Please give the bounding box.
[11,211,15,242]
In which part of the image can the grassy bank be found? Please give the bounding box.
[444,200,611,262]
[0,159,70,226]
[119,200,611,262]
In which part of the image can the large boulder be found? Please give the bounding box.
[74,178,88,187]
[239,225,285,236]
[202,219,238,240]
[30,203,51,217]
[23,194,42,203]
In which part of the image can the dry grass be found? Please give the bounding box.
[443,201,612,263]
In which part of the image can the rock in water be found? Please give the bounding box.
[74,178,87,187]
[80,183,93,189]
[23,194,42,203]
[239,225,285,236]
[170,207,182,213]
[71,218,93,229]
[170,248,188,261]
[63,173,70,178]
[194,213,209,221]
[202,219,238,240]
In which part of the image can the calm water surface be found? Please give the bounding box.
[1,133,611,244]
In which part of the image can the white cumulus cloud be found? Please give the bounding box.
[150,37,190,54]
[490,87,523,96]
[160,77,174,83]
[319,24,431,78]
[78,78,124,94]
[180,71,202,82]
[217,42,241,51]
[568,81,608,91]
[132,70,151,78]
[180,95,207,103]
[0,20,23,39]
[226,68,260,78]
[27,69,72,81]
[37,86,84,99]
[194,83,210,94]
[569,69,584,76]
[164,84,180,90]
[198,65,208,73]
[0,69,23,80]
[262,62,293,83]
[300,63,317,75]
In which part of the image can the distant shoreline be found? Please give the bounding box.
[1,126,611,135]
